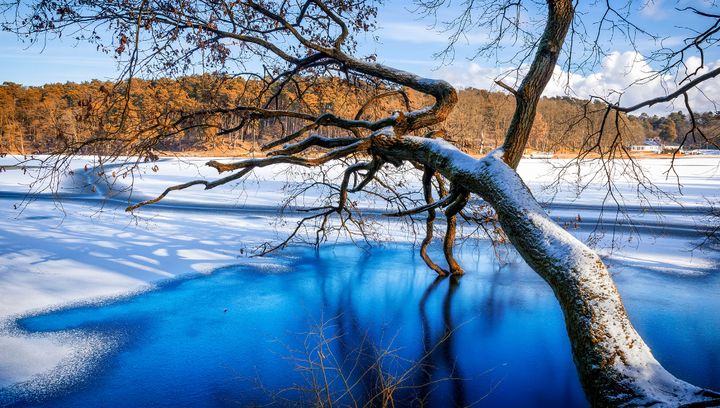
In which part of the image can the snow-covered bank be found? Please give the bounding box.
[0,155,718,388]
[3,155,719,208]
[0,201,277,387]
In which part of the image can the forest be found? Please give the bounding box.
[2,76,717,156]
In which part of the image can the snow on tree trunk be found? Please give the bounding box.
[374,133,719,407]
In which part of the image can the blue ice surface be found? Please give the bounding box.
[2,242,718,407]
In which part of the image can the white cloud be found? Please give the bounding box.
[435,63,520,91]
[437,51,720,114]
[546,52,720,114]
[545,51,660,106]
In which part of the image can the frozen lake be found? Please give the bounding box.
[0,156,718,406]
[1,243,718,407]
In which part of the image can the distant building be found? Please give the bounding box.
[629,139,662,153]
[629,139,687,154]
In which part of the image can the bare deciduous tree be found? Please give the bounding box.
[3,0,719,406]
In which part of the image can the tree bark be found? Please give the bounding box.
[501,0,574,168]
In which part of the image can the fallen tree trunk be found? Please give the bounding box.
[374,133,720,407]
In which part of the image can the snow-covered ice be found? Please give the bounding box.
[0,154,718,388]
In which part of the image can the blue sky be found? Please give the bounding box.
[1,0,718,113]
[0,1,467,85]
